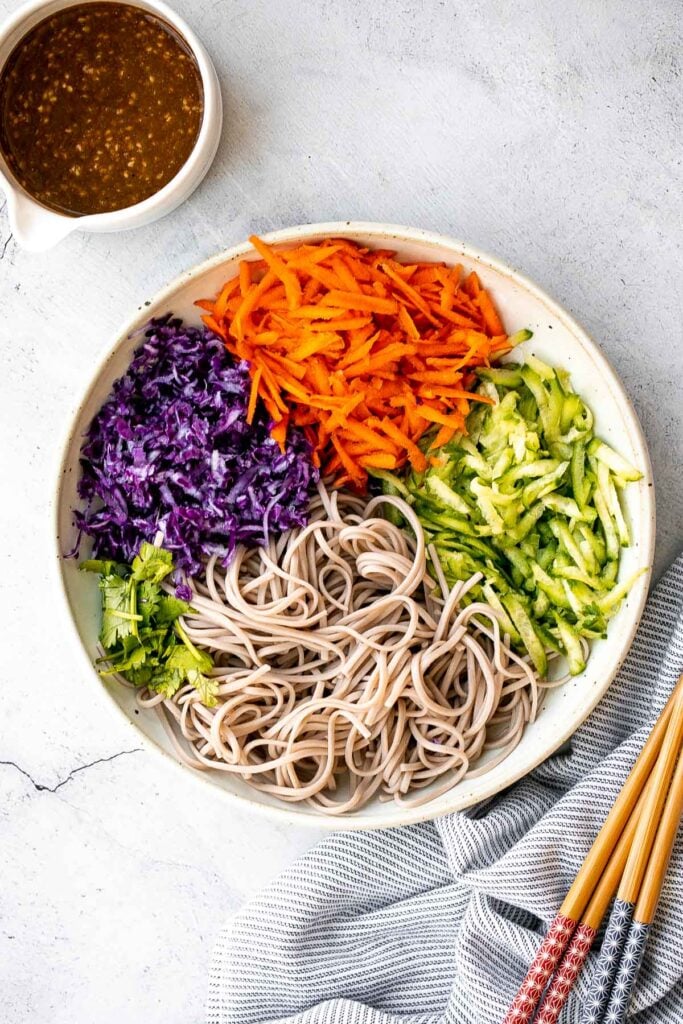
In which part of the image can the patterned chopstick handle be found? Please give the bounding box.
[578,899,635,1024]
[601,920,649,1024]
[533,923,597,1024]
[502,913,577,1024]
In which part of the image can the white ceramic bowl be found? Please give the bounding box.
[54,222,655,830]
[0,0,222,251]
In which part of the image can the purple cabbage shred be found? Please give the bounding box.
[74,316,318,575]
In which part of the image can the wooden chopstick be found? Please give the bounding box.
[636,745,683,923]
[543,682,683,1024]
[560,678,682,923]
[599,705,683,1024]
[531,775,655,1024]
[616,685,683,905]
[502,675,683,1024]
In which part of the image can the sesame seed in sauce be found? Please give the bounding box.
[0,2,203,215]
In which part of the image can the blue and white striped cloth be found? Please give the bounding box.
[208,556,683,1024]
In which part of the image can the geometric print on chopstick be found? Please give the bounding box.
[603,921,650,1024]
[534,923,596,1024]
[579,900,635,1024]
[502,913,577,1024]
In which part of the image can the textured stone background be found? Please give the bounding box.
[0,1,680,1022]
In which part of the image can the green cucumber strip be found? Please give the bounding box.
[367,467,410,498]
[482,583,522,643]
[508,503,546,542]
[596,568,647,612]
[576,522,606,566]
[593,489,620,562]
[521,461,569,506]
[502,593,547,676]
[499,458,562,488]
[560,393,582,433]
[524,354,555,381]
[477,366,524,388]
[554,614,586,675]
[541,494,596,522]
[507,329,533,346]
[531,563,570,608]
[587,439,642,481]
[549,519,591,575]
[425,476,471,516]
[554,565,602,590]
[504,547,534,590]
[570,441,589,508]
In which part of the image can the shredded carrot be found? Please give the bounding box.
[198,235,509,488]
[246,364,262,424]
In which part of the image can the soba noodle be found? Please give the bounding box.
[136,482,548,814]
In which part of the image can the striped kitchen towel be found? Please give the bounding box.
[208,555,683,1024]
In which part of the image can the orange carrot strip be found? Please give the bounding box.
[340,420,399,452]
[230,271,277,341]
[331,435,364,483]
[307,317,372,332]
[201,315,223,336]
[398,304,420,341]
[418,384,495,403]
[286,244,344,267]
[379,262,437,323]
[324,290,399,316]
[239,261,252,297]
[300,263,346,291]
[249,235,302,310]
[416,406,464,428]
[288,335,344,361]
[475,290,505,336]
[337,332,379,370]
[286,306,347,320]
[438,307,482,329]
[430,424,457,449]
[464,270,481,298]
[359,452,398,469]
[213,276,241,320]
[372,417,427,472]
[246,364,263,423]
[330,256,362,293]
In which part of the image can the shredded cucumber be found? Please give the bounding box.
[377,356,645,676]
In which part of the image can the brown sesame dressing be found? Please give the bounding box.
[0,2,203,216]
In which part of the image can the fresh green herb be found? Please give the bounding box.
[81,543,216,706]
[376,357,645,676]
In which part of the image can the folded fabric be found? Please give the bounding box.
[208,555,683,1024]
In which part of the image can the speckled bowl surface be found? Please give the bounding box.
[54,222,655,830]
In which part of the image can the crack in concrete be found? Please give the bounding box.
[0,749,141,793]
[0,233,13,260]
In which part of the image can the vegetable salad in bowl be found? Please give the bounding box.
[56,223,653,828]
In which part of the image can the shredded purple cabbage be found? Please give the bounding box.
[74,316,317,574]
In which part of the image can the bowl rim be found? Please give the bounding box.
[53,221,656,830]
[0,0,222,234]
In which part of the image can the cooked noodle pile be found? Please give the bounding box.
[137,483,545,813]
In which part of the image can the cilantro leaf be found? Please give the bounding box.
[99,574,136,648]
[188,670,219,707]
[156,595,192,625]
[165,644,216,705]
[137,579,161,624]
[98,634,147,675]
[81,558,130,578]
[131,543,174,584]
[89,543,215,705]
[150,667,185,699]
[166,644,213,677]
